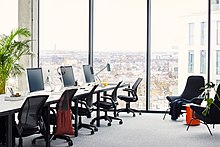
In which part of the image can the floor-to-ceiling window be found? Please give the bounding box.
[212,1,220,86]
[93,0,147,110]
[0,0,18,90]
[150,0,208,111]
[39,0,89,89]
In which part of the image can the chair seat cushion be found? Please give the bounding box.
[118,95,136,102]
[71,107,90,117]
[14,123,39,137]
[93,101,112,110]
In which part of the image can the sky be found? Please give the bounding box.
[1,0,209,52]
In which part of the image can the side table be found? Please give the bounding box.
[186,105,200,125]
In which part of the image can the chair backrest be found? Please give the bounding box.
[57,88,78,110]
[209,84,220,119]
[18,95,49,127]
[85,84,99,107]
[132,78,143,92]
[111,81,123,101]
[180,76,205,100]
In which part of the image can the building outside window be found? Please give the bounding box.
[216,50,220,75]
[200,50,206,74]
[150,0,207,111]
[189,23,194,46]
[201,21,207,46]
[188,51,194,73]
[217,21,220,45]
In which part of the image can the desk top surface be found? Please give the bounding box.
[0,83,129,114]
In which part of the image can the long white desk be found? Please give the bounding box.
[0,83,129,147]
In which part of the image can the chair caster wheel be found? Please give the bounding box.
[108,123,111,126]
[68,140,73,146]
[90,121,94,125]
[91,130,94,135]
[133,114,136,117]
[116,113,119,116]
[94,127,98,131]
[119,120,123,125]
[139,112,141,115]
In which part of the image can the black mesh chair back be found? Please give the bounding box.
[32,88,77,146]
[71,84,99,135]
[15,95,49,147]
[57,88,78,110]
[19,95,49,127]
[111,81,123,102]
[180,76,205,101]
[130,78,143,102]
[117,78,143,117]
[90,81,124,126]
[132,78,143,93]
[85,84,99,107]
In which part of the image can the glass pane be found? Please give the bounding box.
[150,0,207,111]
[0,0,18,34]
[39,0,89,89]
[94,0,147,110]
[212,1,220,88]
[0,0,18,90]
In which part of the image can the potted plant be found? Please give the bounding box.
[201,82,220,116]
[0,28,32,94]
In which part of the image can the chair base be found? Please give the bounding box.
[32,134,73,146]
[78,123,98,135]
[91,114,123,126]
[117,107,141,117]
[163,108,170,120]
[187,118,213,136]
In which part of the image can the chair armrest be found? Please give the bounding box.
[123,88,134,93]
[50,107,56,115]
[78,100,92,111]
[166,96,180,102]
[101,95,116,107]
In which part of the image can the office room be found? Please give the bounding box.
[1,0,220,147]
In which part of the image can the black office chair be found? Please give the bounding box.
[90,81,123,126]
[12,95,49,147]
[32,89,77,146]
[71,84,99,135]
[163,75,205,120]
[187,84,220,135]
[117,78,143,117]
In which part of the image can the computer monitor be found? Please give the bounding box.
[26,68,45,92]
[60,66,76,87]
[82,65,95,83]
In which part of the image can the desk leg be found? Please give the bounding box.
[74,97,78,137]
[6,114,12,147]
[96,92,100,127]
[45,105,50,147]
